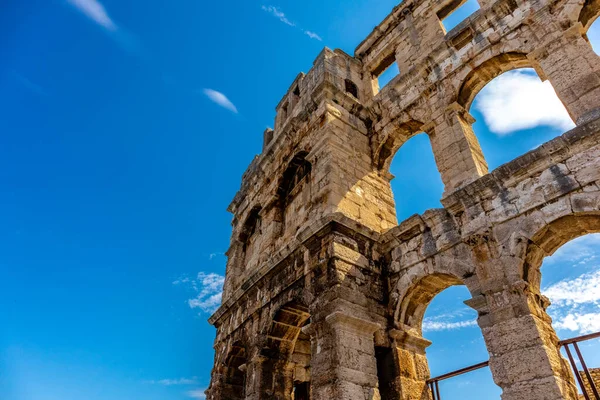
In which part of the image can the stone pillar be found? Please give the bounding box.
[428,103,488,195]
[252,357,294,400]
[390,329,433,400]
[530,24,600,124]
[244,354,266,400]
[466,287,579,400]
[310,311,381,400]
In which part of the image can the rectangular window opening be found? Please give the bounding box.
[371,53,400,95]
[438,0,480,33]
[375,346,398,400]
[377,62,400,91]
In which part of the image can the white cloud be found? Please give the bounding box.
[187,389,207,399]
[203,89,238,114]
[473,69,575,135]
[423,318,477,332]
[545,234,600,265]
[147,377,198,386]
[177,272,225,314]
[544,270,600,307]
[542,236,600,335]
[172,277,190,285]
[261,5,295,26]
[304,31,322,41]
[67,0,117,31]
[553,312,600,334]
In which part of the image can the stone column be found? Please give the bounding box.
[310,311,381,400]
[530,24,600,124]
[252,357,294,400]
[390,329,433,400]
[244,354,266,400]
[427,103,488,195]
[466,286,579,400]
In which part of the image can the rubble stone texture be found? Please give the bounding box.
[206,0,600,397]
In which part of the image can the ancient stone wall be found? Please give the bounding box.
[207,0,600,398]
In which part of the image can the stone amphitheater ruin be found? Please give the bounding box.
[205,0,600,397]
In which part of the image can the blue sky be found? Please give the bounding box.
[0,1,599,399]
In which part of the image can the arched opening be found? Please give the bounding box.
[421,285,501,399]
[579,0,600,35]
[585,13,600,54]
[525,215,600,397]
[261,301,311,399]
[276,152,312,237]
[394,272,499,399]
[239,206,262,268]
[222,342,248,399]
[377,121,444,222]
[461,54,575,170]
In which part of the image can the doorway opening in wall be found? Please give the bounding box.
[538,233,600,396]
[468,67,574,171]
[292,381,309,400]
[421,285,501,400]
[264,301,311,399]
[223,342,247,400]
[388,132,444,223]
[375,346,397,400]
[437,0,480,33]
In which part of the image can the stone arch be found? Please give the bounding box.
[375,119,426,171]
[578,0,600,31]
[221,341,248,400]
[276,151,312,205]
[524,212,600,295]
[260,301,311,399]
[263,301,310,359]
[456,52,533,111]
[392,255,478,329]
[398,273,464,332]
[389,257,483,400]
[275,151,313,235]
[239,205,262,269]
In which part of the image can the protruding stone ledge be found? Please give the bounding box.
[325,311,382,334]
[390,329,433,353]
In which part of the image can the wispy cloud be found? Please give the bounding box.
[261,5,323,41]
[304,31,322,41]
[545,234,600,266]
[543,234,600,335]
[209,252,224,260]
[187,389,207,399]
[67,0,117,31]
[147,377,198,386]
[174,272,225,314]
[261,5,294,26]
[553,312,600,334]
[203,89,238,114]
[423,318,477,332]
[544,270,600,334]
[473,69,575,135]
[544,270,600,307]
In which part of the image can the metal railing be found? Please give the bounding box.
[560,331,600,400]
[426,331,600,400]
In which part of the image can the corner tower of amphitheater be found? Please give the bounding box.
[206,0,600,398]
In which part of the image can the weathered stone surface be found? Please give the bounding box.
[205,0,600,398]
